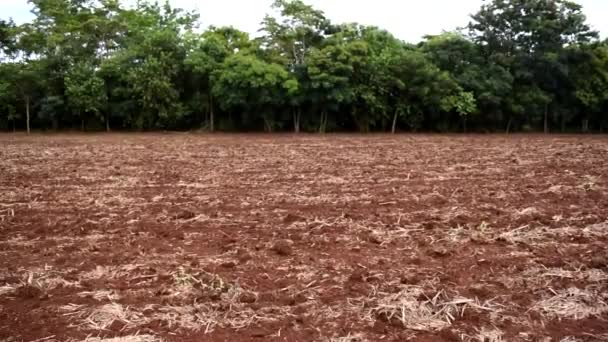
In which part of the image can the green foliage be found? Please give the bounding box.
[442,91,477,117]
[212,53,296,131]
[65,61,107,125]
[467,0,599,131]
[0,0,605,133]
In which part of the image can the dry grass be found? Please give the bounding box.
[171,267,234,298]
[441,221,608,246]
[60,303,144,331]
[139,267,280,333]
[19,269,81,291]
[579,175,600,192]
[81,264,143,281]
[82,335,162,342]
[0,284,17,296]
[327,333,367,342]
[369,288,456,331]
[559,337,580,342]
[77,290,121,302]
[497,222,608,245]
[515,207,540,218]
[366,286,501,332]
[524,266,608,283]
[531,287,608,319]
[474,328,504,342]
[146,302,287,333]
[461,327,505,342]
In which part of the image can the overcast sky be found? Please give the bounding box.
[3,0,607,43]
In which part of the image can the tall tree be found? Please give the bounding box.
[212,53,297,132]
[117,1,197,129]
[468,0,598,133]
[423,33,512,131]
[185,27,251,131]
[0,63,19,131]
[307,39,356,133]
[14,62,41,134]
[387,49,460,132]
[261,0,329,132]
[567,43,608,132]
[65,61,107,131]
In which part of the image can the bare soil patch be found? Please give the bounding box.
[1,133,607,341]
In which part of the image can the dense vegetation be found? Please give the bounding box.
[0,0,607,133]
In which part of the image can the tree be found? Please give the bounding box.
[14,63,40,134]
[307,41,356,133]
[186,27,251,131]
[260,0,329,133]
[468,0,598,133]
[442,91,478,132]
[422,33,512,131]
[65,61,107,131]
[0,63,19,131]
[568,43,608,132]
[0,19,16,58]
[381,47,458,132]
[117,0,197,129]
[212,53,297,132]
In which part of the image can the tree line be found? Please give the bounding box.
[0,0,607,133]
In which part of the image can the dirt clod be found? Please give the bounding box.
[15,285,42,299]
[400,274,421,285]
[237,249,253,264]
[220,261,237,269]
[271,240,294,256]
[239,292,258,304]
[589,256,608,269]
[367,233,383,245]
[174,210,196,220]
[429,247,452,258]
[283,213,304,224]
[348,269,368,283]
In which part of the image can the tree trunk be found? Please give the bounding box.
[263,110,272,133]
[391,109,398,134]
[81,118,85,132]
[318,111,323,133]
[582,118,589,133]
[318,110,327,134]
[463,117,467,133]
[506,117,513,134]
[26,97,30,135]
[293,107,301,133]
[106,113,110,132]
[209,91,214,132]
[561,113,566,133]
[363,116,369,133]
[12,120,16,133]
[545,103,549,134]
[264,118,272,132]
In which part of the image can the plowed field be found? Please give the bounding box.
[1,134,607,341]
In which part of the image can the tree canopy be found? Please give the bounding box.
[1,0,606,133]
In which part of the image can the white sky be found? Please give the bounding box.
[2,0,607,43]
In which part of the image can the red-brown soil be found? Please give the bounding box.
[1,133,607,341]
